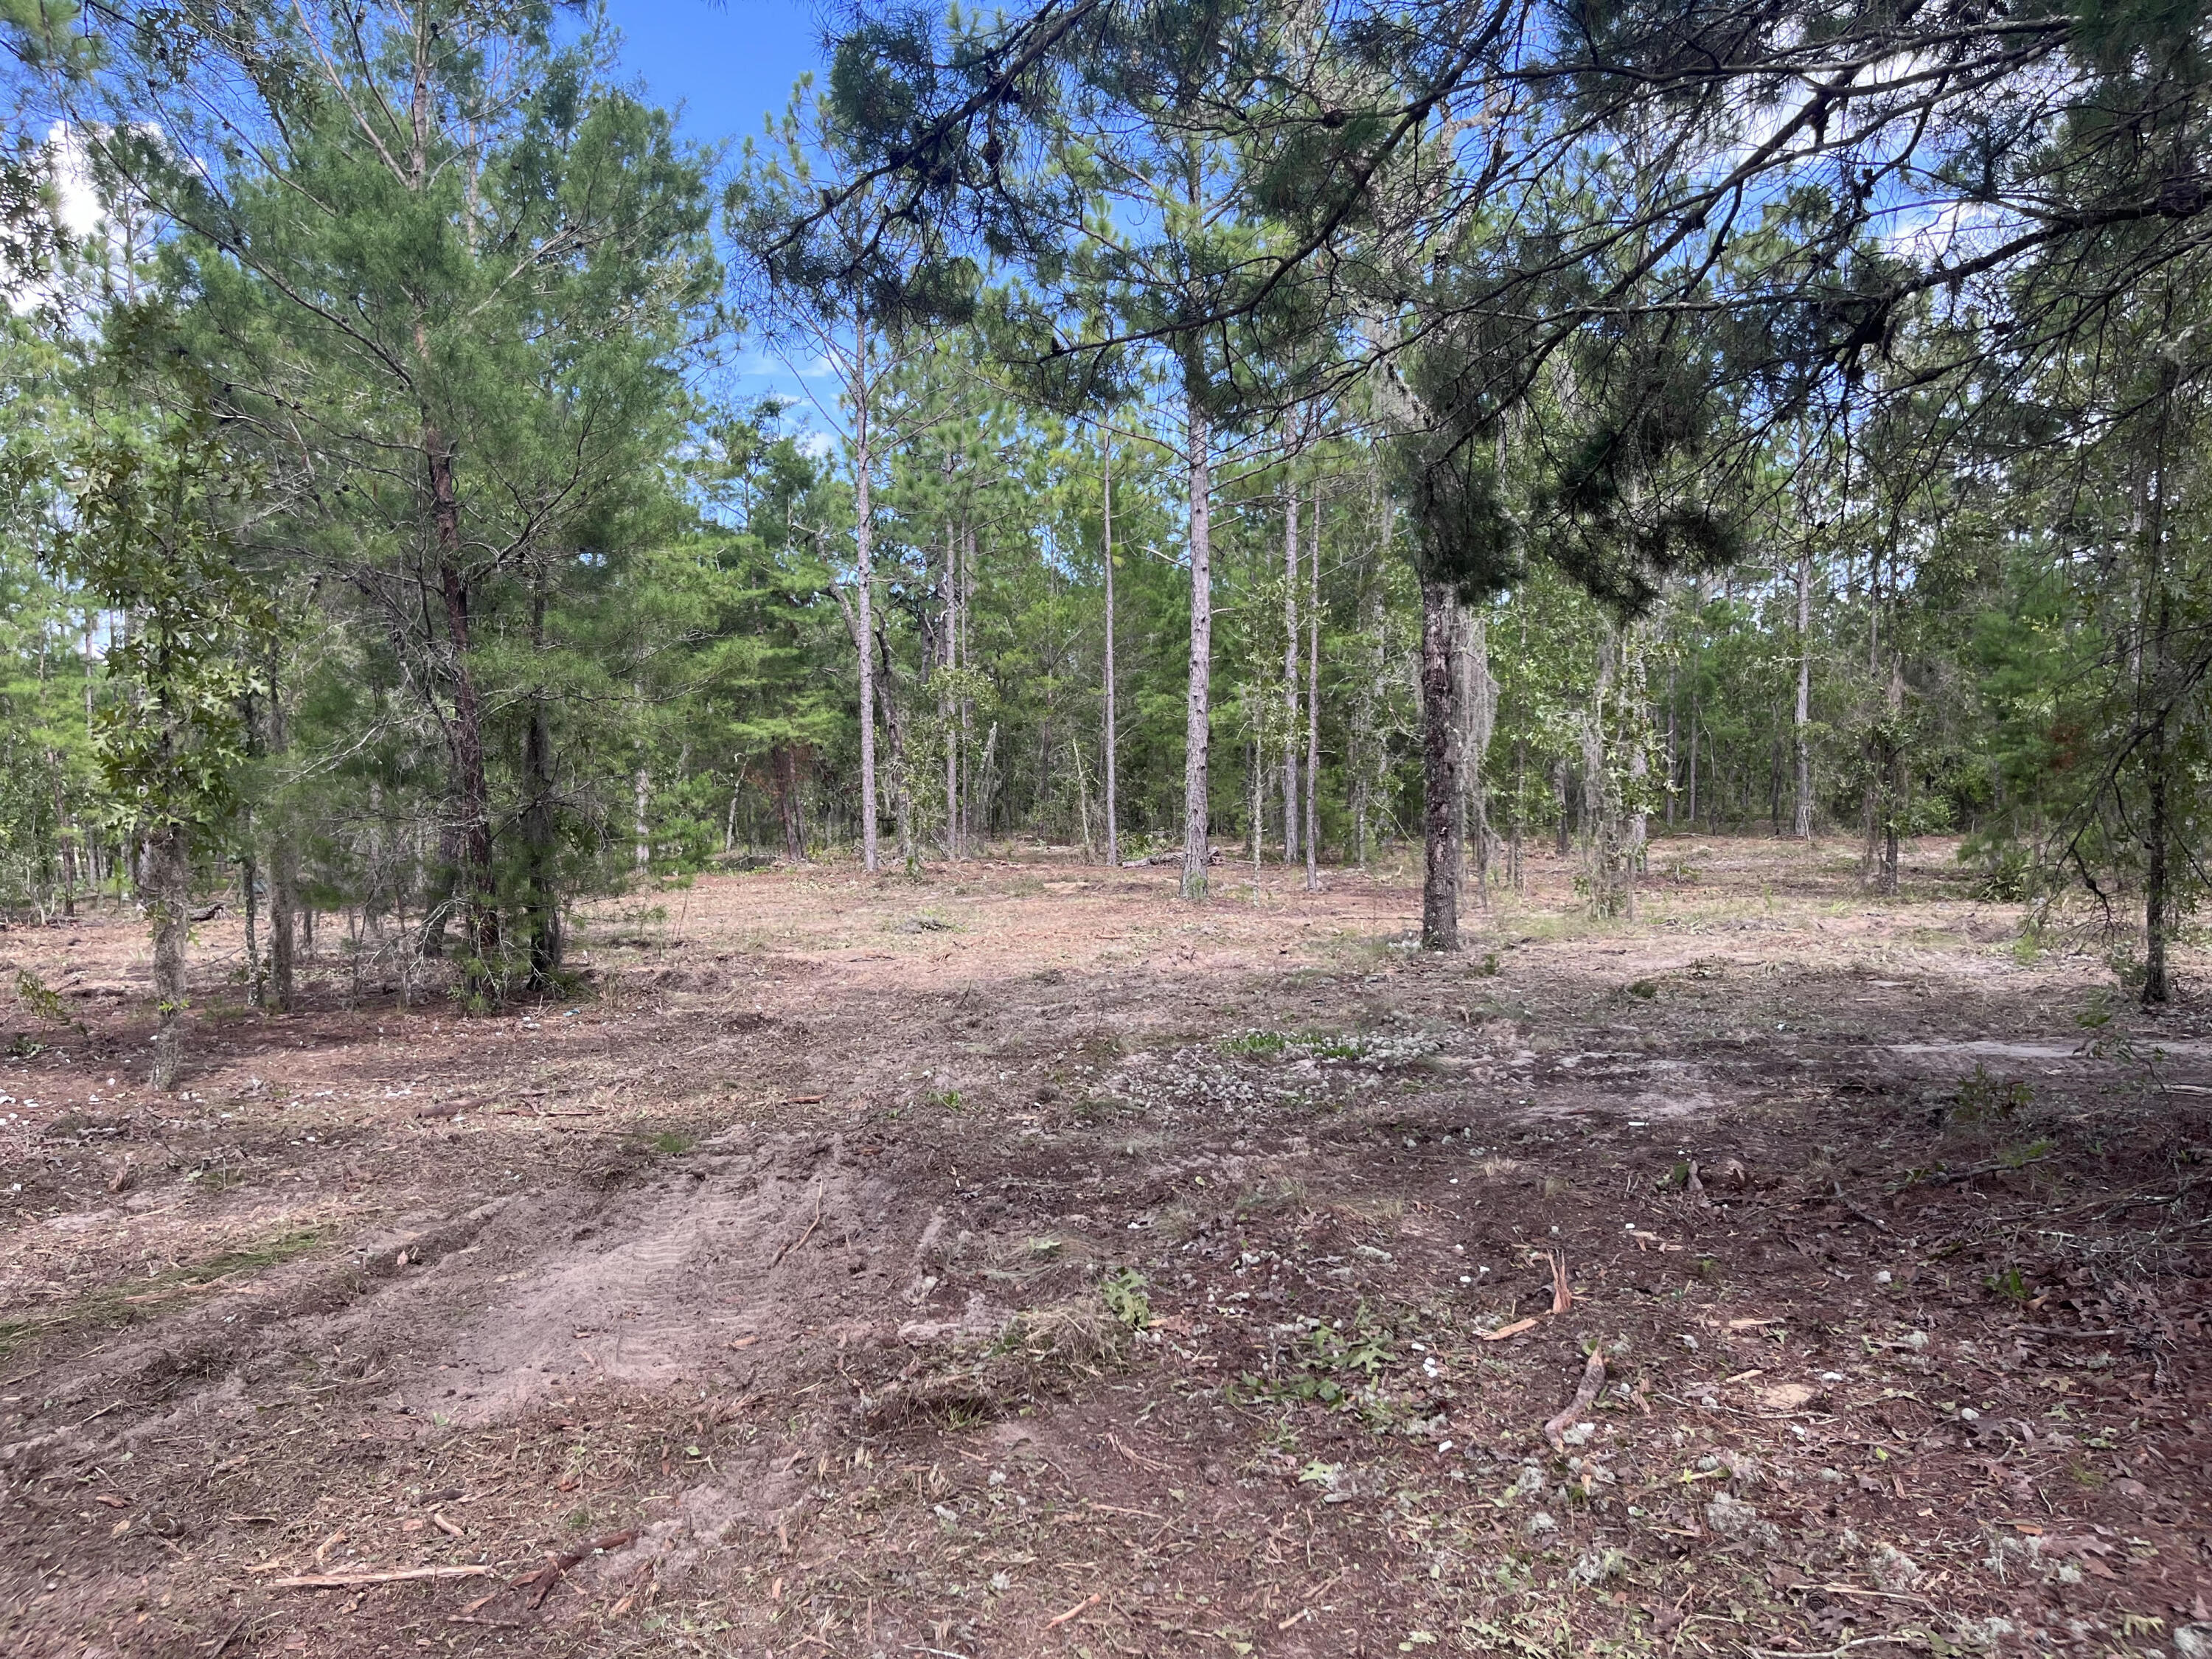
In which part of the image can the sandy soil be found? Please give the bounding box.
[1,836,2208,1659]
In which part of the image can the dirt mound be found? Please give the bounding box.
[411,1133,947,1422]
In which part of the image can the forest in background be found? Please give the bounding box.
[1,0,2208,1085]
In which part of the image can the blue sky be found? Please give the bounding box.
[611,0,827,146]
[608,0,839,425]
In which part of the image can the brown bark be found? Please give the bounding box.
[147,819,189,1091]
[1181,392,1214,900]
[265,649,297,1011]
[1304,487,1321,892]
[772,743,808,863]
[1419,579,1461,952]
[852,324,880,873]
[1793,546,1813,838]
[1281,490,1300,865]
[427,434,498,973]
[2145,718,2171,1004]
[1102,442,1119,869]
[942,525,960,860]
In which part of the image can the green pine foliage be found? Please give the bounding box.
[0,0,2204,1051]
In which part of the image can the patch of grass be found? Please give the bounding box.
[0,1224,334,1358]
[1234,1178,1307,1219]
[1157,1202,1207,1243]
[924,1087,964,1113]
[1221,1027,1377,1062]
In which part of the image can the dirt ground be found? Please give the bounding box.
[2,835,2209,1659]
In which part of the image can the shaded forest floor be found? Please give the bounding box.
[3,835,2210,1659]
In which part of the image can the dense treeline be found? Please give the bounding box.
[1,0,2207,1084]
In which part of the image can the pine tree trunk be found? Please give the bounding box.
[873,620,914,870]
[1072,739,1093,860]
[264,651,298,1009]
[522,699,562,987]
[1419,579,1461,951]
[977,720,998,844]
[240,849,260,1007]
[1281,490,1300,865]
[1510,738,1526,891]
[1304,487,1321,892]
[774,744,807,862]
[1582,632,1630,918]
[961,527,977,852]
[1878,653,1903,895]
[1180,392,1214,900]
[1349,470,1388,869]
[1794,547,1814,838]
[1248,729,1262,874]
[1665,667,1677,828]
[2144,717,2171,1004]
[1102,444,1119,868]
[1686,678,1700,829]
[852,359,880,874]
[633,759,651,872]
[2140,498,2174,1004]
[147,818,189,1091]
[426,436,498,978]
[940,524,959,860]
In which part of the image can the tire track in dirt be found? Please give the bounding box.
[382,1134,959,1425]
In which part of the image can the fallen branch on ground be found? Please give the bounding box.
[1047,1592,1102,1627]
[1542,1349,1607,1450]
[271,1565,493,1589]
[469,1529,641,1611]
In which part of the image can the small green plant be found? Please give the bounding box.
[925,1087,964,1113]
[1983,1265,2032,1303]
[6,1034,43,1059]
[1966,840,2033,902]
[14,970,68,1025]
[1950,1064,2031,1127]
[2106,943,2146,992]
[1477,953,1501,976]
[1240,1307,1397,1405]
[1099,1267,1151,1329]
[1624,978,1658,1000]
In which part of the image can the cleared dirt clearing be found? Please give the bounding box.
[2,838,2208,1658]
